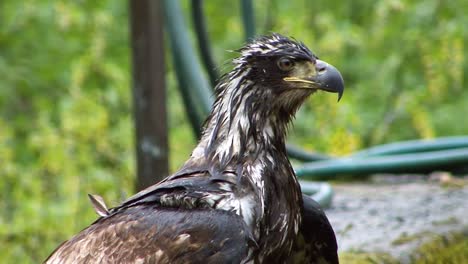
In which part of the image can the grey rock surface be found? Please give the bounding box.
[324,174,468,261]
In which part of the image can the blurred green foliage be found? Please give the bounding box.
[0,0,466,262]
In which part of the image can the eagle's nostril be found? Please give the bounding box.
[315,60,328,74]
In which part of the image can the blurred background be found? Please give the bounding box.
[0,0,466,262]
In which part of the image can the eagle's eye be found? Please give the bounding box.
[277,57,295,72]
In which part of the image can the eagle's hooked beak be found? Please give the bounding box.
[313,60,344,101]
[284,59,345,101]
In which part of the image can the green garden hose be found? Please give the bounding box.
[296,147,468,179]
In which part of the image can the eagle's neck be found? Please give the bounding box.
[192,69,289,165]
[190,69,302,260]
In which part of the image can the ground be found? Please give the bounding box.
[324,173,468,263]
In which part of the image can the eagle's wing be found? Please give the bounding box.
[290,194,339,264]
[45,169,255,264]
[45,206,253,264]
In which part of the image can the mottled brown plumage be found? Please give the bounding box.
[45,34,343,264]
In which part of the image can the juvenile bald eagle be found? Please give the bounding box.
[45,34,343,263]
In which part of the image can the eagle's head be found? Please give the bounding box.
[199,34,344,162]
[223,34,344,118]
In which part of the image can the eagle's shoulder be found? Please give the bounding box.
[110,164,240,214]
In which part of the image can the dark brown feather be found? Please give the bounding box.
[88,194,109,217]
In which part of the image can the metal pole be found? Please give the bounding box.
[129,0,168,191]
